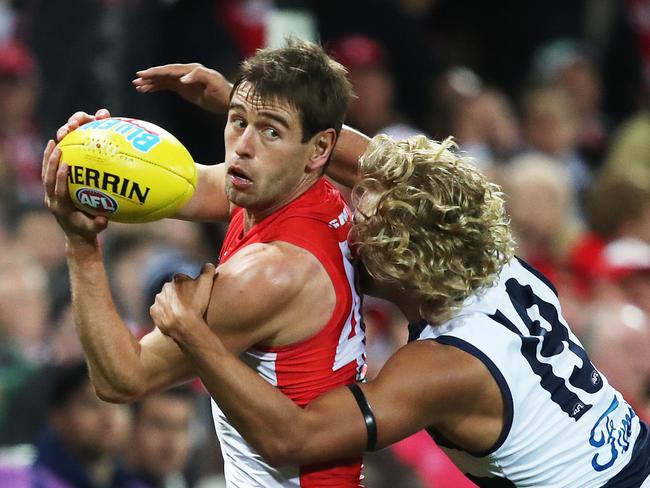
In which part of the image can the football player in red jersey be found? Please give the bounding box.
[43,40,367,487]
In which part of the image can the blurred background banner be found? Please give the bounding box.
[1,1,649,487]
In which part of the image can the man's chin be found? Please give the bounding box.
[226,187,252,207]
[228,189,272,209]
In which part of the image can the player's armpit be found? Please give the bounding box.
[173,163,230,221]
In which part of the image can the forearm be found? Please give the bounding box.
[178,323,305,461]
[327,125,370,188]
[172,163,230,221]
[177,319,367,465]
[66,237,145,401]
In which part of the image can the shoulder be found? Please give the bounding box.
[216,241,323,302]
[207,241,333,348]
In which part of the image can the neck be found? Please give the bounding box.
[362,271,423,323]
[396,297,424,323]
[244,174,320,231]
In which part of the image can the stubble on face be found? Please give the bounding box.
[224,84,315,220]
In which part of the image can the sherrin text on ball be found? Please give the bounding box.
[57,117,197,223]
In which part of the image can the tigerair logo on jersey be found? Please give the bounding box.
[68,165,151,205]
[80,118,161,153]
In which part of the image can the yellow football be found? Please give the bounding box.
[57,117,197,223]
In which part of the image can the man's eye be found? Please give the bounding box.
[232,118,246,129]
[264,127,279,139]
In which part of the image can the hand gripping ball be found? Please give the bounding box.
[57,117,197,223]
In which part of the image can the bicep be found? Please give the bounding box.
[203,246,298,354]
[174,163,230,221]
[137,328,196,394]
[364,343,444,449]
[296,343,444,462]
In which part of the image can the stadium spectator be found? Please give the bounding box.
[529,39,609,167]
[129,387,197,488]
[519,85,592,196]
[0,40,42,212]
[500,153,583,283]
[329,34,424,140]
[0,361,140,488]
[584,302,650,422]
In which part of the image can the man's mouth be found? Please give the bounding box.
[227,165,253,187]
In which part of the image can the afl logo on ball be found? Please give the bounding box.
[75,188,118,213]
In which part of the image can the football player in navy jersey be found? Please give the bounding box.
[150,132,650,487]
[64,64,650,487]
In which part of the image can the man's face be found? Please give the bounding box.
[51,382,131,460]
[131,394,194,477]
[224,83,317,214]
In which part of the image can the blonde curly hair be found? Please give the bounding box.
[351,135,515,324]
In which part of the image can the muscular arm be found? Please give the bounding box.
[173,163,230,221]
[67,239,194,402]
[134,63,371,190]
[327,126,370,189]
[159,320,495,466]
[69,240,312,403]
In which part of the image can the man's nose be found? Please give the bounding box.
[235,126,255,158]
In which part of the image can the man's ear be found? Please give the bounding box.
[306,128,337,172]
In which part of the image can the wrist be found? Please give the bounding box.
[65,235,100,257]
[179,317,224,354]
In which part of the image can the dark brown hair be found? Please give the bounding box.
[231,38,353,142]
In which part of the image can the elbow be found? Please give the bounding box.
[92,377,144,404]
[258,436,307,467]
[94,386,135,404]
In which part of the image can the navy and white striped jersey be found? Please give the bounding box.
[410,257,650,487]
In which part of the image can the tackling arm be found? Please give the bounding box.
[133,63,371,190]
[166,334,456,466]
[328,126,370,189]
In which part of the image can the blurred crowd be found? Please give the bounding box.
[0,1,649,487]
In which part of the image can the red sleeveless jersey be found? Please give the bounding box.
[212,178,366,487]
